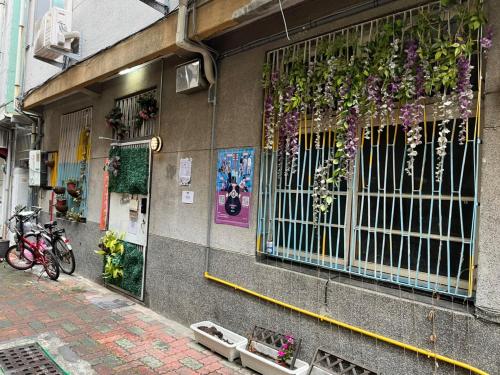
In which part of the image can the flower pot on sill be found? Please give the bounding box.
[190,321,247,362]
[237,342,309,375]
[55,199,68,213]
[53,186,66,195]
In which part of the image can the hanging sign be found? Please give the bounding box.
[215,148,254,228]
[99,159,110,230]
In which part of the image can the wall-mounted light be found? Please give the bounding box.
[119,66,141,75]
[150,136,163,152]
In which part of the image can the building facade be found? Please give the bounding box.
[20,0,500,374]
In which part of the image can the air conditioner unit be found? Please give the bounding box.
[34,7,75,61]
[28,150,48,187]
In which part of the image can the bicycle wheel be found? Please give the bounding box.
[54,238,75,275]
[42,251,60,281]
[5,244,35,270]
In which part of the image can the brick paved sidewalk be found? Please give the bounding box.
[0,264,256,374]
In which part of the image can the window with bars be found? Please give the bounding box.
[114,88,158,141]
[57,107,92,219]
[257,1,484,299]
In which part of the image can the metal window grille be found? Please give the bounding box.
[57,107,92,217]
[257,1,482,299]
[114,88,158,140]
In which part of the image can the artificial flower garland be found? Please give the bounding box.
[262,1,492,224]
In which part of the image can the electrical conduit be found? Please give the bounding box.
[204,272,489,375]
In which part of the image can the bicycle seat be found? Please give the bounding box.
[44,221,57,229]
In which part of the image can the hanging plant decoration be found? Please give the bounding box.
[105,155,121,177]
[134,95,158,128]
[105,106,128,139]
[260,1,491,224]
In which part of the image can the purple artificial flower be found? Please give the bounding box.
[366,75,383,109]
[344,106,359,173]
[404,40,418,70]
[481,26,494,50]
[279,86,300,177]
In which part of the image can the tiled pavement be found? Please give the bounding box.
[0,264,257,374]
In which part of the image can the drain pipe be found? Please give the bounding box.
[175,0,216,85]
[176,0,218,271]
[14,0,26,108]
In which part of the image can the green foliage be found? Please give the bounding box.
[262,1,489,222]
[96,230,125,280]
[107,242,144,297]
[108,146,149,195]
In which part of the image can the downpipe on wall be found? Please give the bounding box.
[175,0,217,272]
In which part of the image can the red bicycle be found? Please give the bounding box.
[5,206,60,280]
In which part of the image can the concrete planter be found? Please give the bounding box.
[237,342,309,375]
[190,321,247,362]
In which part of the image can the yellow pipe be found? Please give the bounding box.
[204,272,489,375]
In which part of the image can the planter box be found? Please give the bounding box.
[237,342,309,375]
[190,321,247,362]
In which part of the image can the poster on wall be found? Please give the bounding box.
[215,148,254,228]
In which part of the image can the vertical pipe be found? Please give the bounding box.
[14,0,26,109]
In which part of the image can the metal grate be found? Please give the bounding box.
[257,0,482,298]
[0,343,64,374]
[307,348,377,375]
[115,88,158,140]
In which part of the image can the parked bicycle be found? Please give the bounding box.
[4,206,60,280]
[33,221,75,275]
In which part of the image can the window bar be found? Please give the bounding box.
[306,38,320,263]
[469,29,483,296]
[286,45,298,260]
[274,48,284,257]
[434,118,447,293]
[396,122,408,284]
[455,117,470,294]
[272,51,282,259]
[302,40,313,262]
[414,111,429,287]
[445,120,459,293]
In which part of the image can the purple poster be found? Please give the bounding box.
[215,148,255,228]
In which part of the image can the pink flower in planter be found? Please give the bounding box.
[278,351,285,357]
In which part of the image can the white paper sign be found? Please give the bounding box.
[127,219,138,235]
[182,191,194,204]
[179,158,192,186]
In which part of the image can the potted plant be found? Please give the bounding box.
[53,186,66,195]
[67,208,85,222]
[190,321,247,362]
[237,328,309,375]
[66,179,78,191]
[55,195,68,213]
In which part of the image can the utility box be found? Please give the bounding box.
[28,150,48,187]
[176,59,207,94]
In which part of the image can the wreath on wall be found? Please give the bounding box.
[134,95,158,128]
[105,106,128,139]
